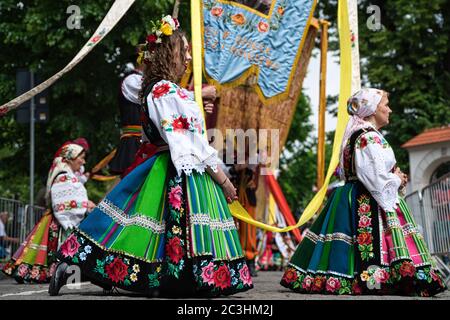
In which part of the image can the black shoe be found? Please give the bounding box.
[48,262,69,296]
[247,259,258,277]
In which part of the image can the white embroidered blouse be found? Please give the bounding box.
[50,171,89,230]
[146,80,219,176]
[354,129,402,212]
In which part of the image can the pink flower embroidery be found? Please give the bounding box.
[373,268,390,283]
[373,136,382,145]
[359,203,371,215]
[302,275,314,290]
[201,262,216,285]
[168,185,183,210]
[257,21,269,33]
[176,88,189,100]
[31,266,40,279]
[326,277,341,293]
[239,264,252,286]
[358,215,372,228]
[17,264,29,277]
[60,234,81,258]
[91,35,102,43]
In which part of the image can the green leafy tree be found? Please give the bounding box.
[317,0,450,171]
[0,0,185,202]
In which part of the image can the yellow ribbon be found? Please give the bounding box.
[191,0,205,122]
[191,0,352,233]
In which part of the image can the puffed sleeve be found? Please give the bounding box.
[121,73,142,104]
[51,173,89,230]
[146,80,219,176]
[354,131,402,212]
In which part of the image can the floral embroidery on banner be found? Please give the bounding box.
[161,114,204,135]
[356,194,375,261]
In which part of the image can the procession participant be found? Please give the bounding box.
[109,50,146,176]
[49,15,253,297]
[281,88,447,296]
[229,155,259,277]
[110,46,216,177]
[2,143,95,283]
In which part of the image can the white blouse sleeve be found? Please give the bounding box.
[121,73,142,105]
[146,80,219,176]
[354,131,402,212]
[51,173,89,230]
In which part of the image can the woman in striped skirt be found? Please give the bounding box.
[49,15,253,297]
[281,88,446,296]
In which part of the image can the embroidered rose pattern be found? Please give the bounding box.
[356,194,374,261]
[105,257,128,283]
[60,234,81,258]
[356,134,390,149]
[161,114,204,134]
[152,82,173,99]
[168,185,183,210]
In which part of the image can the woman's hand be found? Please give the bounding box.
[87,200,96,213]
[201,85,217,101]
[221,178,238,203]
[204,100,215,114]
[394,167,408,187]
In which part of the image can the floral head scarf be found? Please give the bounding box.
[338,88,385,179]
[46,143,84,200]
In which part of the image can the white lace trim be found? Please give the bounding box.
[304,230,355,246]
[371,179,400,212]
[173,153,219,176]
[98,199,165,234]
[190,213,237,231]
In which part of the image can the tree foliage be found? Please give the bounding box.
[317,0,450,170]
[0,0,183,201]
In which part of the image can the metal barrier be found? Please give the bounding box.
[405,173,450,284]
[0,198,46,261]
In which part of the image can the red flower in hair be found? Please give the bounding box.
[173,18,180,28]
[147,34,157,43]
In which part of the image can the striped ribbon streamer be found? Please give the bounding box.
[0,0,136,116]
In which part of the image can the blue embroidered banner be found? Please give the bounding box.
[202,0,316,104]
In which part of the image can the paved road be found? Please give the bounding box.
[1,271,449,300]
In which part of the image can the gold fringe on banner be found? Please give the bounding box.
[190,0,353,233]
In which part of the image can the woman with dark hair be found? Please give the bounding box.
[49,15,253,297]
[2,143,95,283]
[281,88,446,296]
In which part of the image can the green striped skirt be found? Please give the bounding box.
[57,151,253,296]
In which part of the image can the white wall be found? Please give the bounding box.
[406,141,450,192]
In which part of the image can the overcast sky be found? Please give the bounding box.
[302,48,341,135]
